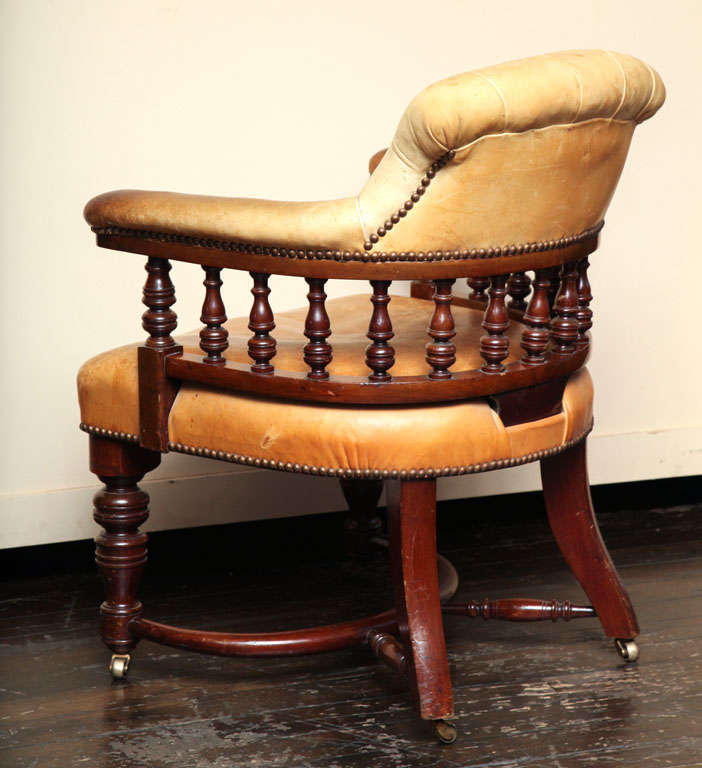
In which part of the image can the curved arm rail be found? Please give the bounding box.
[94,226,599,281]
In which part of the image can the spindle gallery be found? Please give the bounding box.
[76,51,665,743]
[247,272,276,373]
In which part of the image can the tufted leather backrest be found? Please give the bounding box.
[357,50,665,253]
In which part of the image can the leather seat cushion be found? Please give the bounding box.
[78,295,593,474]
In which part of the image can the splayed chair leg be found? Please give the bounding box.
[541,439,640,661]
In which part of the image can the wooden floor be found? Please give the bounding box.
[2,483,702,767]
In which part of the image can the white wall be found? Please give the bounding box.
[1,0,700,548]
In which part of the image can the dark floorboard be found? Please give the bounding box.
[1,488,701,767]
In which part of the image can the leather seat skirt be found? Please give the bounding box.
[78,296,594,476]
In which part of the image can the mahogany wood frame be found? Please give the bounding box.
[165,347,588,405]
[85,148,641,740]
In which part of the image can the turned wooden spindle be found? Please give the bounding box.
[367,630,407,675]
[576,257,593,349]
[441,598,596,622]
[551,261,580,355]
[520,268,552,365]
[248,272,276,373]
[142,257,178,349]
[467,276,490,303]
[139,257,182,451]
[507,271,532,312]
[426,279,456,379]
[480,275,510,373]
[199,266,229,364]
[304,278,332,379]
[547,266,561,316]
[365,280,395,381]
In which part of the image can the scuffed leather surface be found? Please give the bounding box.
[84,190,364,251]
[168,385,511,471]
[78,296,594,471]
[84,50,663,254]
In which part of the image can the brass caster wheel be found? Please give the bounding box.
[433,719,457,744]
[109,654,130,679]
[614,639,639,663]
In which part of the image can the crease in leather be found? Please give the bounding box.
[564,62,584,122]
[354,196,370,243]
[635,61,659,121]
[473,71,509,129]
[424,124,450,154]
[605,51,628,119]
[442,114,625,156]
[390,140,426,173]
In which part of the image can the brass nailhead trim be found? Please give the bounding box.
[79,421,592,479]
[363,150,455,251]
[79,423,140,443]
[92,221,603,265]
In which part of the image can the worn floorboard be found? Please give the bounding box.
[1,494,701,767]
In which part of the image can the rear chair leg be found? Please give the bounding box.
[387,479,455,742]
[540,439,640,662]
[89,435,161,678]
[339,478,383,559]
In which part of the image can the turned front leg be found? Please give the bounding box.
[90,436,160,658]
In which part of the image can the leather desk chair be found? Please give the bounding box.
[78,50,665,742]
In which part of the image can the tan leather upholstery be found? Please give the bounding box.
[84,50,664,254]
[78,296,594,474]
[84,191,364,251]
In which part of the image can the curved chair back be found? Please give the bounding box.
[359,51,664,253]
